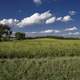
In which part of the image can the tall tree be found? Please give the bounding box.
[0,24,12,41]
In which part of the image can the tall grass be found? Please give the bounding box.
[0,38,80,58]
[0,57,80,80]
[0,38,80,80]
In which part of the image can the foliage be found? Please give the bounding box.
[0,24,12,41]
[15,32,25,40]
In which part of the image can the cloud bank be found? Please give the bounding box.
[0,10,74,28]
[18,10,52,27]
[64,26,78,31]
[27,26,78,34]
[45,17,56,24]
[0,19,19,27]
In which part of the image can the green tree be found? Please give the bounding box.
[0,24,12,41]
[15,32,25,40]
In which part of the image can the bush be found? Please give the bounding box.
[15,32,25,40]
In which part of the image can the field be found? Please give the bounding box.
[0,38,80,80]
[0,38,80,58]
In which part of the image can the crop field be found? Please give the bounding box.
[0,38,80,58]
[0,38,80,80]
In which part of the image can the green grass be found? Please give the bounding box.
[0,57,80,80]
[0,38,80,80]
[0,38,80,58]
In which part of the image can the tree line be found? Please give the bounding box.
[0,24,25,41]
[0,24,80,41]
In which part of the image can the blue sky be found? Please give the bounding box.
[0,0,80,36]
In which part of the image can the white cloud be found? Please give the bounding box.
[45,15,72,24]
[56,17,62,21]
[0,11,52,27]
[72,32,80,35]
[18,13,41,27]
[18,10,52,27]
[40,29,61,34]
[69,11,76,15]
[0,11,74,28]
[45,14,73,24]
[54,30,61,33]
[62,15,72,22]
[64,26,78,31]
[68,32,80,35]
[56,15,72,22]
[25,32,38,35]
[40,29,53,33]
[40,11,52,20]
[30,32,37,34]
[33,0,42,5]
[45,17,56,24]
[0,19,19,27]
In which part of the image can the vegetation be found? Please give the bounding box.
[0,57,80,80]
[0,24,12,41]
[0,38,80,58]
[0,24,80,80]
[26,36,80,40]
[15,32,25,40]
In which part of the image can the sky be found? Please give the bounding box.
[0,0,80,37]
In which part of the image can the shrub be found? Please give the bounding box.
[15,32,25,40]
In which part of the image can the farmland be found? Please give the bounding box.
[0,38,80,58]
[0,38,80,80]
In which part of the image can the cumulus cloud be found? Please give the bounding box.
[62,15,72,22]
[24,29,61,35]
[67,32,80,36]
[40,29,61,34]
[37,26,78,34]
[40,29,53,33]
[0,11,74,28]
[0,11,52,27]
[0,19,19,27]
[33,0,42,5]
[64,26,78,31]
[18,10,52,27]
[39,27,78,34]
[45,15,72,24]
[18,13,41,27]
[56,17,62,21]
[40,11,52,20]
[45,17,56,24]
[54,30,61,33]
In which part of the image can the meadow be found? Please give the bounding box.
[0,38,80,58]
[0,38,80,80]
[0,57,80,80]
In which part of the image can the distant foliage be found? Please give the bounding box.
[15,32,25,40]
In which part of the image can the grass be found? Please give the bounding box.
[0,57,80,80]
[0,38,80,58]
[0,38,80,80]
